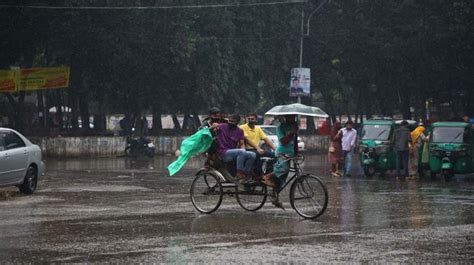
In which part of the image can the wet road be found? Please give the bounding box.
[0,154,473,263]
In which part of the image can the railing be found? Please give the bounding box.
[29,135,329,157]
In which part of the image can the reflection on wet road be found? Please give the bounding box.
[0,155,473,262]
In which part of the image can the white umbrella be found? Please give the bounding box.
[265,103,329,118]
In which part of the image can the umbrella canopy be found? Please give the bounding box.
[265,103,329,118]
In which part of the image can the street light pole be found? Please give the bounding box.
[298,5,305,104]
[297,0,328,104]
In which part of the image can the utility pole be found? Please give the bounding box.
[298,5,305,104]
[296,0,328,104]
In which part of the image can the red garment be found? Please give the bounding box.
[328,122,343,164]
[319,120,330,135]
[330,122,342,142]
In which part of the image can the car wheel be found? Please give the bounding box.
[19,166,38,195]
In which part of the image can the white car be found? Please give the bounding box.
[260,125,305,152]
[0,128,45,194]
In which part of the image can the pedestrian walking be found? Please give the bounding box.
[394,120,412,179]
[328,121,343,177]
[408,125,426,179]
[339,120,357,177]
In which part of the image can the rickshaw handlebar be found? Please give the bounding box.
[278,154,305,163]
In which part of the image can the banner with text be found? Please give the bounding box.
[0,69,19,93]
[19,67,70,91]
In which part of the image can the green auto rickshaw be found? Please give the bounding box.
[359,120,396,177]
[428,122,474,181]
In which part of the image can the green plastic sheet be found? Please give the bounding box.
[167,128,213,176]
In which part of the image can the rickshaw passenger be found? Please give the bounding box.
[262,115,298,188]
[199,107,226,130]
[240,113,276,177]
[213,114,256,184]
[195,107,223,162]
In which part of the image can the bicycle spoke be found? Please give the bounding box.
[235,185,267,212]
[290,174,328,219]
[298,179,315,198]
[190,172,223,214]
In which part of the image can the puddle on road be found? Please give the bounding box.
[0,195,64,205]
[40,185,152,193]
[1,155,473,263]
[45,156,194,172]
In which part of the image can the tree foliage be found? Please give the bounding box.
[0,0,472,134]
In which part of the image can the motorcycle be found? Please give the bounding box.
[125,133,156,158]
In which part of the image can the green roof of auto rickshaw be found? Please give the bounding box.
[431,122,470,128]
[362,120,395,126]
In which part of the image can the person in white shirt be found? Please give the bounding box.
[339,120,357,177]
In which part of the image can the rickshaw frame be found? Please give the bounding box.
[190,155,329,219]
[427,122,474,181]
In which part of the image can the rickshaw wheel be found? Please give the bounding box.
[190,171,223,214]
[363,166,376,177]
[290,174,328,219]
[235,184,267,212]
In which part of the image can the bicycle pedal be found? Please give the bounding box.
[271,201,286,211]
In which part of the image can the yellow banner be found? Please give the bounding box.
[0,69,19,93]
[19,67,70,91]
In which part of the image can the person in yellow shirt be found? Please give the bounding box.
[240,113,276,178]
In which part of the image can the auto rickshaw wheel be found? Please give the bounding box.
[443,172,454,182]
[419,164,429,178]
[363,166,376,177]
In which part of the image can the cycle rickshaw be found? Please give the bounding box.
[190,154,328,219]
